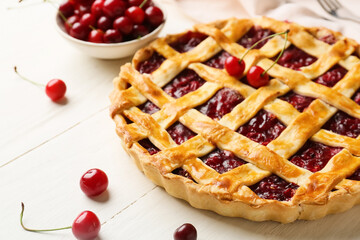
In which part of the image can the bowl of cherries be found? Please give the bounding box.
[56,0,165,59]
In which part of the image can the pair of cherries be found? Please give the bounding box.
[224,30,290,88]
[21,168,108,239]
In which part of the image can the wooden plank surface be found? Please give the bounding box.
[2,0,360,239]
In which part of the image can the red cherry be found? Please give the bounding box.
[97,16,112,31]
[59,1,75,18]
[174,223,197,240]
[102,0,127,18]
[72,211,101,240]
[80,13,96,28]
[20,203,100,240]
[45,79,67,102]
[246,66,269,88]
[65,15,80,33]
[125,6,145,24]
[129,0,152,8]
[225,56,245,77]
[145,6,163,27]
[113,16,133,35]
[72,0,94,5]
[88,29,104,43]
[70,22,90,40]
[132,24,149,38]
[104,29,123,43]
[80,168,109,197]
[90,0,104,17]
[74,4,91,16]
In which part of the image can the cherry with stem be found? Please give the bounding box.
[20,203,101,240]
[247,29,289,88]
[225,29,290,82]
[14,66,67,102]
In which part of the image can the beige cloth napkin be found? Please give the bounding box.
[175,0,360,41]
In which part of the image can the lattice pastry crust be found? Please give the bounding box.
[110,17,360,223]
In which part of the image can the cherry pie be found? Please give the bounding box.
[110,17,360,223]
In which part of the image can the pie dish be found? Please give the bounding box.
[109,17,360,223]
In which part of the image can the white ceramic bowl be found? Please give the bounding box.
[55,6,166,59]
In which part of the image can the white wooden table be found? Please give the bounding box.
[2,0,360,239]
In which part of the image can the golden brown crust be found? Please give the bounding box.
[110,17,360,223]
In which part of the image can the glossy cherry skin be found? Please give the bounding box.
[80,13,96,28]
[247,66,269,88]
[97,16,112,31]
[225,56,245,77]
[72,0,93,5]
[80,168,109,197]
[88,29,104,43]
[103,29,123,43]
[132,24,149,38]
[129,0,152,7]
[45,79,66,102]
[125,6,145,24]
[59,1,75,18]
[65,15,80,33]
[69,22,89,40]
[174,223,197,240]
[145,6,164,26]
[72,211,101,240]
[113,16,133,34]
[91,0,104,17]
[74,4,91,16]
[102,0,127,18]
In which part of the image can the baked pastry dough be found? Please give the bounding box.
[110,17,360,223]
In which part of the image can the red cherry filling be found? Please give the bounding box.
[197,88,244,120]
[249,175,298,201]
[167,122,196,145]
[238,26,274,49]
[237,110,286,146]
[349,168,360,181]
[138,139,160,155]
[201,149,246,174]
[170,31,207,53]
[204,50,231,69]
[318,34,337,45]
[280,92,314,112]
[314,65,347,87]
[275,45,317,70]
[289,141,342,172]
[172,168,194,181]
[163,69,205,99]
[323,111,360,138]
[353,89,360,105]
[138,100,160,115]
[137,52,166,74]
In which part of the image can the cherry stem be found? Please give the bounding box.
[14,66,45,87]
[89,25,97,31]
[20,203,72,232]
[261,29,290,76]
[139,0,148,8]
[239,29,290,64]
